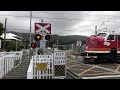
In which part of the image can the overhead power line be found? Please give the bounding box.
[33,11,120,17]
[0,13,118,19]
[0,14,120,23]
[0,15,29,17]
[33,12,90,16]
[1,11,119,17]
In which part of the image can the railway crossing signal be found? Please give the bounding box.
[31,43,36,49]
[34,20,51,49]
[34,34,51,41]
[34,34,42,41]
[45,35,51,40]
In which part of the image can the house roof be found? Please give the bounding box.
[7,33,22,38]
[0,33,21,41]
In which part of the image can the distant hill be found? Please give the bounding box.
[7,31,88,47]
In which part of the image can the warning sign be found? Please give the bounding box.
[36,63,47,70]
[35,23,51,35]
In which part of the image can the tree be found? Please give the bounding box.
[0,23,5,36]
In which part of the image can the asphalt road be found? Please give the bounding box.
[66,54,120,79]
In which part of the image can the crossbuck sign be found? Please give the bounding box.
[35,23,51,35]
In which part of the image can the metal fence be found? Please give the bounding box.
[0,51,23,78]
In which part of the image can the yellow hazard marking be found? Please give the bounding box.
[68,68,86,70]
[78,65,97,76]
[67,61,77,63]
[114,65,120,73]
[36,63,47,70]
[89,69,109,73]
[54,65,65,76]
[66,67,70,69]
[83,72,115,76]
[68,64,81,68]
[67,61,73,63]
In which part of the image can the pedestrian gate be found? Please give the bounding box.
[27,50,66,79]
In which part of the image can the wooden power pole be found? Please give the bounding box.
[3,18,7,50]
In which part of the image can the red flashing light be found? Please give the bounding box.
[35,34,41,41]
[31,43,35,48]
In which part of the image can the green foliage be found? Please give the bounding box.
[0,23,5,36]
[5,40,21,51]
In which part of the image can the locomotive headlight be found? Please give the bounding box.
[103,41,110,46]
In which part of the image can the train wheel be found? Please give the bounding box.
[83,58,96,64]
[90,58,96,64]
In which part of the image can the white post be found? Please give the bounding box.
[0,39,1,49]
[40,19,44,49]
[29,11,32,49]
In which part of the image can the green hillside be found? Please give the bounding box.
[7,31,88,48]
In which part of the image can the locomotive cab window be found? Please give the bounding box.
[97,33,107,37]
[107,35,115,40]
[117,35,120,40]
[115,35,120,40]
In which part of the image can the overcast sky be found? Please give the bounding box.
[1,11,120,36]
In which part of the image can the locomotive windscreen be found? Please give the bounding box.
[97,33,107,37]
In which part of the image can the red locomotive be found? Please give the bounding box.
[81,31,120,63]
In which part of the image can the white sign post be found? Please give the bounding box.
[40,40,47,49]
[0,40,1,49]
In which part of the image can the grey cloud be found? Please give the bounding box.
[0,11,120,36]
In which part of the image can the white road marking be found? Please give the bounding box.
[82,75,120,79]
